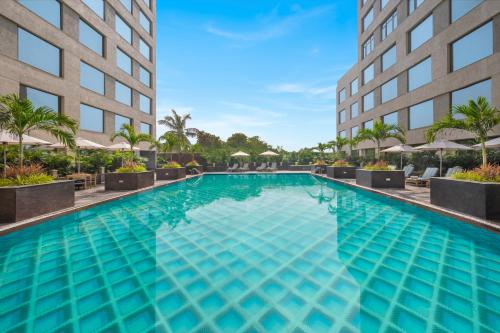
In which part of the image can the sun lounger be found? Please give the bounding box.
[403,164,414,178]
[256,163,267,171]
[444,166,463,178]
[405,167,438,187]
[227,163,239,172]
[267,162,278,172]
[238,163,250,172]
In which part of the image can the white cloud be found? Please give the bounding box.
[267,83,337,99]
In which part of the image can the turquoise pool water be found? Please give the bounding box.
[0,174,498,332]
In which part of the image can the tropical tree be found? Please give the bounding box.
[0,94,77,167]
[356,120,406,159]
[348,137,359,156]
[314,143,330,161]
[158,109,198,149]
[426,97,500,166]
[111,124,152,160]
[329,136,349,155]
[150,132,179,162]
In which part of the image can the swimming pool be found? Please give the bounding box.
[0,174,498,332]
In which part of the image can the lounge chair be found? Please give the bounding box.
[256,163,267,171]
[405,167,438,187]
[402,164,414,178]
[238,163,250,172]
[227,163,239,172]
[267,162,278,172]
[445,166,463,178]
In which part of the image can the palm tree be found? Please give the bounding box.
[356,120,406,159]
[348,137,359,156]
[329,136,349,154]
[426,97,500,166]
[0,94,77,167]
[151,132,179,161]
[314,143,330,161]
[158,110,198,149]
[111,124,152,160]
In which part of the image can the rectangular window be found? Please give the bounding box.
[382,44,397,71]
[115,15,132,44]
[351,78,358,96]
[452,21,493,72]
[409,99,433,129]
[339,88,346,103]
[140,122,151,135]
[139,11,151,34]
[142,0,151,8]
[139,39,151,60]
[381,0,390,10]
[22,86,60,114]
[351,102,359,118]
[381,77,398,103]
[351,126,359,138]
[408,0,425,14]
[363,63,375,85]
[139,94,151,114]
[115,114,131,132]
[119,0,132,12]
[19,0,61,28]
[82,0,104,19]
[383,112,398,125]
[362,35,375,59]
[80,62,105,95]
[79,19,103,56]
[80,104,103,132]
[18,28,61,76]
[364,120,374,130]
[140,66,151,87]
[363,7,374,32]
[116,48,132,75]
[115,81,132,106]
[408,57,432,91]
[451,0,483,22]
[363,91,375,112]
[451,79,491,119]
[381,11,398,41]
[339,130,346,138]
[339,110,346,124]
[409,15,433,52]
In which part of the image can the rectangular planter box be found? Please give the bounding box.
[156,168,186,180]
[430,177,500,220]
[0,180,75,223]
[105,171,154,191]
[356,169,405,188]
[326,166,357,179]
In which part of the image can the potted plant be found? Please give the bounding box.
[356,161,405,188]
[0,94,77,223]
[185,160,202,174]
[326,160,357,179]
[156,161,186,180]
[426,97,500,219]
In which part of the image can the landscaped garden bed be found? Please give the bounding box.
[356,162,404,188]
[326,160,357,179]
[105,163,154,191]
[156,161,186,180]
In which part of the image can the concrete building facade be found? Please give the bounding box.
[0,0,156,148]
[336,0,500,153]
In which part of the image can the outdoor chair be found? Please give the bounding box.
[256,163,267,171]
[444,166,463,178]
[403,164,415,178]
[405,167,438,187]
[227,163,239,172]
[267,162,278,172]
[238,163,250,172]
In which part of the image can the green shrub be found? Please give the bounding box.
[162,161,182,168]
[363,161,391,171]
[332,160,352,167]
[0,174,54,187]
[186,160,200,167]
[116,162,146,173]
[453,164,500,183]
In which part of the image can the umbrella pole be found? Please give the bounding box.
[439,149,443,177]
[3,143,7,178]
[400,153,403,170]
[77,149,81,174]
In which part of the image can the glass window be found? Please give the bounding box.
[409,99,433,129]
[383,112,398,125]
[452,0,483,22]
[80,104,103,132]
[351,78,358,96]
[339,89,346,103]
[19,0,60,28]
[381,0,390,10]
[79,19,103,56]
[364,120,374,130]
[140,66,151,87]
[115,15,132,44]
[382,44,397,71]
[351,126,359,138]
[142,0,151,9]
[23,86,59,113]
[452,21,493,72]
[339,110,346,124]
[139,11,151,34]
[382,11,398,41]
[363,63,375,85]
[363,91,375,112]
[409,0,425,14]
[362,35,375,59]
[115,81,132,106]
[339,130,346,138]
[140,122,151,135]
[381,77,398,103]
[139,39,151,60]
[115,114,131,132]
[80,62,104,95]
[139,94,151,114]
[82,0,104,19]
[410,15,433,52]
[451,80,491,119]
[408,57,432,91]
[116,48,132,75]
[119,0,132,12]
[18,28,60,76]
[363,7,374,31]
[351,102,359,118]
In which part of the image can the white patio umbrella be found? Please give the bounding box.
[107,142,140,167]
[231,151,250,157]
[415,140,472,177]
[259,150,279,167]
[381,144,418,169]
[473,137,500,149]
[69,137,105,173]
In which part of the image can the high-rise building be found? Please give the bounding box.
[0,0,156,148]
[336,0,499,154]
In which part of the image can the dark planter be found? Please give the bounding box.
[430,177,500,220]
[186,165,203,174]
[356,169,405,188]
[327,166,357,179]
[0,180,75,223]
[156,167,186,180]
[105,171,154,191]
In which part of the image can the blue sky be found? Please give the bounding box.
[156,0,358,150]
